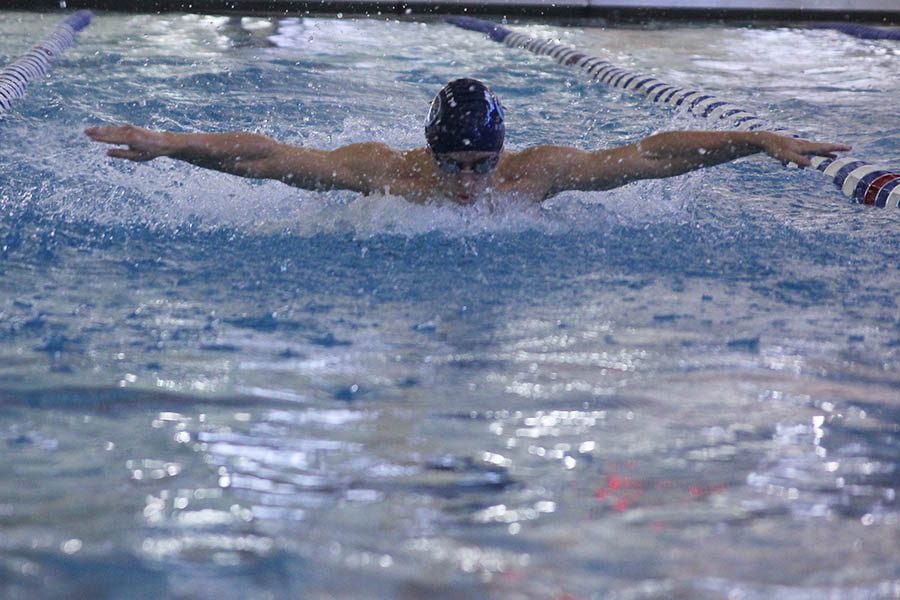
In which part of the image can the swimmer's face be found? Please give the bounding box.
[432,150,499,205]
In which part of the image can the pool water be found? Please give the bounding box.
[1,11,899,599]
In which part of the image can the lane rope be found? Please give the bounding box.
[812,23,900,41]
[448,16,900,209]
[0,11,93,118]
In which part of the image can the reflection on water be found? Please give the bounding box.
[2,303,897,598]
[1,10,899,600]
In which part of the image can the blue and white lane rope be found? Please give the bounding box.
[813,23,900,41]
[447,16,900,209]
[0,11,93,117]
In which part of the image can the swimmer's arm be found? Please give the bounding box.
[543,131,850,195]
[85,125,393,193]
[262,142,402,193]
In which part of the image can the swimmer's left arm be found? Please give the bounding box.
[542,131,850,196]
[267,142,403,193]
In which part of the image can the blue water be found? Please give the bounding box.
[1,12,899,599]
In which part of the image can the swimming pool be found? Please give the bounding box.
[1,10,899,599]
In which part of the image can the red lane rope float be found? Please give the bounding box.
[448,16,900,209]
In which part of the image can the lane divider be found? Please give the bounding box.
[812,23,900,41]
[0,11,93,117]
[447,16,900,209]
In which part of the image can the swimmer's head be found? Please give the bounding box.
[425,78,505,154]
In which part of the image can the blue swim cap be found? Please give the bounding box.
[425,78,505,153]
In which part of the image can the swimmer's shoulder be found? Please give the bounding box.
[496,146,591,202]
[332,141,401,163]
[496,145,580,181]
[336,145,434,200]
[502,145,588,166]
[336,143,430,170]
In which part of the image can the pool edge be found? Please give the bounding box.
[4,1,900,24]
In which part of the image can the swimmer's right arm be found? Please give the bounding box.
[85,125,393,193]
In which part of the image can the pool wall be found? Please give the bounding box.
[8,0,900,21]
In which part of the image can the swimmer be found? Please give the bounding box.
[85,78,850,205]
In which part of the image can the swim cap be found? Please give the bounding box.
[425,78,505,153]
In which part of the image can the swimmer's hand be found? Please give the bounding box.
[759,133,851,168]
[85,125,173,161]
